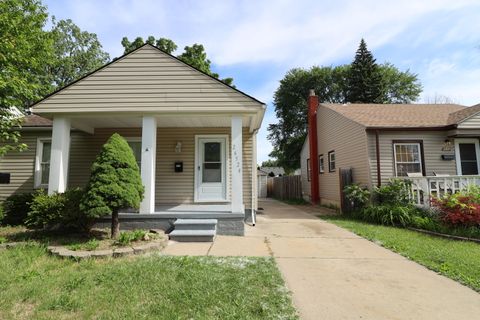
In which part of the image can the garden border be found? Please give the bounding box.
[408,227,480,244]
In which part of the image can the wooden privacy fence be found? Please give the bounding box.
[267,175,302,200]
[339,168,353,213]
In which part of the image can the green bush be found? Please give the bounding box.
[81,133,144,239]
[26,188,92,232]
[344,184,370,211]
[373,179,412,206]
[2,193,34,226]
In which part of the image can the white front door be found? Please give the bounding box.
[195,137,227,202]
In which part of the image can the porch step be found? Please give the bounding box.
[169,219,217,242]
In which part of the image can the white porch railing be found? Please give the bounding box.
[402,175,480,207]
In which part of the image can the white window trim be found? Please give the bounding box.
[34,138,51,189]
[319,154,324,173]
[454,138,480,175]
[393,142,423,177]
[328,151,336,172]
[194,134,230,203]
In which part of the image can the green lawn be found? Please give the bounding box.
[0,245,297,319]
[322,216,480,292]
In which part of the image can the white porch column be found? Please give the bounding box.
[48,117,71,195]
[231,116,244,213]
[140,116,157,213]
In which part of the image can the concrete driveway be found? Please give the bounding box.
[165,198,480,319]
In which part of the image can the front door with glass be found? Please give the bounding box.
[196,137,226,201]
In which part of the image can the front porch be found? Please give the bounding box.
[403,175,480,206]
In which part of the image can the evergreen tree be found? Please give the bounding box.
[347,39,383,103]
[80,133,144,238]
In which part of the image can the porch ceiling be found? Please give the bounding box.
[69,114,253,133]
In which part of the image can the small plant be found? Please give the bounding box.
[344,184,370,211]
[116,230,149,246]
[0,236,7,244]
[67,243,83,251]
[84,239,100,251]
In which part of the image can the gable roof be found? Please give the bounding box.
[321,103,468,128]
[32,44,265,115]
[260,167,285,176]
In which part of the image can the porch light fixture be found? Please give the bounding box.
[175,142,182,153]
[442,139,453,151]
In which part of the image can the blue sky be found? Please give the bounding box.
[44,0,480,163]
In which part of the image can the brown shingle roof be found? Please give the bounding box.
[22,114,52,127]
[322,103,467,128]
[447,103,480,125]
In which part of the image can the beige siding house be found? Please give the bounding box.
[301,97,480,208]
[0,44,265,239]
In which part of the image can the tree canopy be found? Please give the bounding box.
[121,36,234,86]
[49,18,110,88]
[347,39,383,103]
[0,0,110,157]
[80,133,144,238]
[268,40,422,171]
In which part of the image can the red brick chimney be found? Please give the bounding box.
[307,89,319,204]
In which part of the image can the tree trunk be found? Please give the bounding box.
[111,208,120,239]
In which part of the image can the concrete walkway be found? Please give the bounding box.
[164,199,480,319]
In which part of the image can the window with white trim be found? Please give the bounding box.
[328,151,335,172]
[319,154,324,173]
[34,138,51,188]
[125,138,142,169]
[393,142,422,176]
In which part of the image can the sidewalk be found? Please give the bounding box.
[164,198,480,319]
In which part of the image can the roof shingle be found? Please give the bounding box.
[322,103,467,128]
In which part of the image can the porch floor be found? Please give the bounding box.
[155,204,231,213]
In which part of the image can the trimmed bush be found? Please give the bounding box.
[26,188,92,232]
[81,133,144,239]
[2,192,34,226]
[0,203,4,224]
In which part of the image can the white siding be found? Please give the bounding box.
[316,106,370,205]
[367,131,457,185]
[458,113,480,129]
[34,45,261,113]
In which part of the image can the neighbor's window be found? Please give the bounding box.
[307,158,311,181]
[126,138,142,169]
[328,151,336,172]
[319,154,325,173]
[35,138,51,188]
[394,142,422,176]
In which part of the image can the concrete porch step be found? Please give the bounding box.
[169,219,217,242]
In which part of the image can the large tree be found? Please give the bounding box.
[49,18,110,88]
[0,0,53,156]
[121,36,234,86]
[81,133,144,239]
[268,48,422,171]
[347,39,383,103]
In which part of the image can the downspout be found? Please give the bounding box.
[307,90,320,204]
[251,129,258,226]
[375,130,381,187]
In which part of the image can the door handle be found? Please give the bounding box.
[198,166,200,170]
